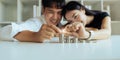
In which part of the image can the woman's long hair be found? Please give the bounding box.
[62,1,96,19]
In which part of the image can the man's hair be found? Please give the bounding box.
[42,0,65,9]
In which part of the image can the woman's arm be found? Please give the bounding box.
[91,16,111,40]
[63,16,111,40]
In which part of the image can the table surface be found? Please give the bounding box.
[0,35,120,60]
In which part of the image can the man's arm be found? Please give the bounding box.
[14,24,61,43]
[14,31,41,42]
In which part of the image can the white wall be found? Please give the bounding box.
[3,4,17,22]
[110,2,120,21]
[0,2,4,21]
[111,22,120,35]
[0,0,120,35]
[22,5,33,21]
[17,0,23,22]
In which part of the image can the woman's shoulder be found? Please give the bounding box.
[92,10,109,16]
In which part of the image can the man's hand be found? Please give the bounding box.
[35,24,61,42]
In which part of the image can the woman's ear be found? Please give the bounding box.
[80,9,85,14]
[82,9,85,14]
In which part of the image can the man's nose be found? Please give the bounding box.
[52,13,58,20]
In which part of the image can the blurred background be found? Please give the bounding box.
[0,0,120,35]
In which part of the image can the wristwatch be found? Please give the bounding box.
[86,30,94,40]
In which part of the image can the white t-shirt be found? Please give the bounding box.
[0,16,46,41]
[0,16,64,42]
[11,16,46,39]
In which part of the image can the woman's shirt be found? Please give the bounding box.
[86,11,109,29]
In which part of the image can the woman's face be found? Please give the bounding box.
[65,9,87,25]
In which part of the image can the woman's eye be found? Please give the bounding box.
[74,15,78,19]
[74,16,77,19]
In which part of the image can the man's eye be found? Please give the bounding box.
[58,12,61,15]
[68,21,72,24]
[48,11,53,13]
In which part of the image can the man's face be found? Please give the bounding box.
[43,7,62,25]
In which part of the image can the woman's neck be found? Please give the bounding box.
[86,15,94,25]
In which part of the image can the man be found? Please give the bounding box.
[0,0,66,43]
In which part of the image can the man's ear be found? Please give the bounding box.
[41,7,45,14]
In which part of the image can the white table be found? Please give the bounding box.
[0,35,120,60]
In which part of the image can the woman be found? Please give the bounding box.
[62,1,111,40]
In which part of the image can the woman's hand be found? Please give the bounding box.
[64,22,90,39]
[65,22,81,32]
[72,23,89,39]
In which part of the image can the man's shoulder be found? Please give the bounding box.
[25,16,44,24]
